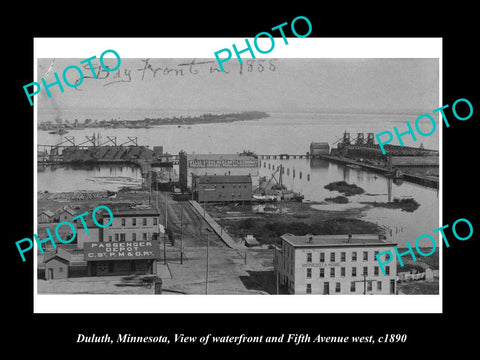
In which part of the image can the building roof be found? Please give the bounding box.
[56,205,76,216]
[310,142,330,148]
[104,207,160,217]
[187,153,256,161]
[44,248,72,263]
[281,233,395,248]
[39,209,55,218]
[195,175,252,184]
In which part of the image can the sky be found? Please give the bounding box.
[36,57,439,116]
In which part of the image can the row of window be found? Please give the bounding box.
[120,217,158,227]
[305,280,395,294]
[306,250,381,263]
[104,233,151,242]
[306,265,391,278]
[201,184,249,189]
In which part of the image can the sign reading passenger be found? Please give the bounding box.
[214,16,312,72]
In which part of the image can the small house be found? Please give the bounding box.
[55,205,76,223]
[38,209,55,224]
[44,248,71,280]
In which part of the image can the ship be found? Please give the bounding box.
[48,129,69,135]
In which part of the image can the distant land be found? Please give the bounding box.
[38,111,270,131]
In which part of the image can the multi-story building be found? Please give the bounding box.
[102,208,161,243]
[192,175,252,203]
[274,233,397,295]
[179,152,258,190]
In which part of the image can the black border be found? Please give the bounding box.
[8,7,478,353]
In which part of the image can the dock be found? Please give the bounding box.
[189,200,244,249]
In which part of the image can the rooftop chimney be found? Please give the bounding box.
[308,236,313,244]
[348,234,352,243]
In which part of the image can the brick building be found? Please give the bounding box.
[192,175,252,203]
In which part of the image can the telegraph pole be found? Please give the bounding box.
[180,204,184,265]
[353,272,369,294]
[163,231,167,265]
[205,231,209,295]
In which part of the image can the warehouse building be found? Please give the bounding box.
[309,142,330,156]
[274,233,397,295]
[179,152,258,190]
[192,175,252,203]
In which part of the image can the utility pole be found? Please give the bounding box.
[180,204,184,265]
[163,231,167,265]
[165,193,168,229]
[274,242,279,294]
[353,272,369,295]
[205,231,209,295]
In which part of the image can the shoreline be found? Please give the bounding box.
[38,111,270,131]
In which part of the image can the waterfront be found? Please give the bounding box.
[37,112,440,249]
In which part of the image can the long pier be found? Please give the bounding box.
[258,153,439,189]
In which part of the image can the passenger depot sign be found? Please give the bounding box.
[83,241,161,261]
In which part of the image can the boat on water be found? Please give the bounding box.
[252,194,277,202]
[49,129,69,135]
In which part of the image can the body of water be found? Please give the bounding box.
[37,111,440,248]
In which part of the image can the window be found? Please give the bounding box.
[320,252,325,262]
[330,268,335,278]
[385,266,390,276]
[374,266,379,276]
[350,281,356,292]
[115,233,119,241]
[306,284,312,294]
[341,252,346,262]
[120,233,126,242]
[335,282,341,293]
[341,267,346,277]
[132,233,136,241]
[363,251,368,261]
[59,267,63,273]
[153,218,158,226]
[108,236,112,242]
[132,218,136,226]
[121,218,126,226]
[363,266,368,276]
[367,281,373,292]
[233,184,236,188]
[307,253,312,263]
[320,268,325,278]
[352,267,357,277]
[374,250,379,257]
[143,233,147,240]
[377,281,382,291]
[352,251,357,261]
[306,268,312,278]
[143,218,147,226]
[330,252,335,262]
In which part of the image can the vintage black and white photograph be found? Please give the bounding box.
[34,40,440,309]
